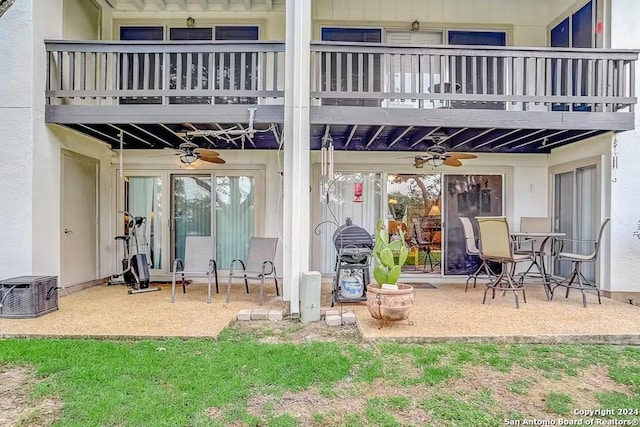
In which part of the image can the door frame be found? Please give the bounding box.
[60,149,100,287]
[114,166,266,278]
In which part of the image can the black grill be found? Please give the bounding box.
[331,218,372,305]
[332,220,373,251]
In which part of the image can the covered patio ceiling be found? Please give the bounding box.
[59,121,609,154]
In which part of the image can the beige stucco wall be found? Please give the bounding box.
[63,0,100,40]
[311,0,568,46]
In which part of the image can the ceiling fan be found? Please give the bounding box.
[411,145,477,168]
[165,142,226,165]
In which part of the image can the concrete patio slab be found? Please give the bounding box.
[1,281,639,344]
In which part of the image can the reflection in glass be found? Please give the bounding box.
[216,176,254,268]
[125,176,162,268]
[444,175,503,275]
[172,175,212,263]
[319,173,381,273]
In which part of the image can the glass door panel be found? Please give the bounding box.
[125,176,163,269]
[553,171,574,277]
[320,173,381,274]
[215,175,254,268]
[553,166,597,281]
[443,175,503,275]
[172,175,212,263]
[387,173,441,272]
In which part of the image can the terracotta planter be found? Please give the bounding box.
[366,284,414,322]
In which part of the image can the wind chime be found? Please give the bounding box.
[320,127,334,179]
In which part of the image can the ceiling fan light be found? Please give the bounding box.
[180,152,199,165]
[425,156,446,167]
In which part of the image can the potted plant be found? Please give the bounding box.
[366,219,415,323]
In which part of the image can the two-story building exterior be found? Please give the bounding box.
[1,0,638,316]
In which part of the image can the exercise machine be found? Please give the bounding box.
[109,211,161,294]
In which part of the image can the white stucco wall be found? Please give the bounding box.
[63,0,100,39]
[0,0,34,277]
[608,0,640,293]
[547,0,584,21]
[312,0,561,46]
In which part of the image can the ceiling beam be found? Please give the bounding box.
[160,123,189,143]
[474,129,521,150]
[409,128,438,148]
[130,124,174,148]
[511,129,568,150]
[538,130,600,150]
[108,124,154,147]
[388,126,413,148]
[365,126,385,148]
[265,0,272,10]
[220,0,229,9]
[450,128,495,150]
[490,129,547,151]
[77,124,124,146]
[344,125,358,148]
[243,0,251,10]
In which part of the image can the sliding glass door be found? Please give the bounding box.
[319,173,382,274]
[215,175,255,268]
[442,174,504,275]
[553,165,598,280]
[171,175,213,263]
[124,175,163,270]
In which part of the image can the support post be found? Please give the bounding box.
[282,0,311,317]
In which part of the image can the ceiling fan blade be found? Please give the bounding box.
[443,157,463,167]
[194,148,220,157]
[199,154,226,164]
[413,158,427,168]
[449,152,478,160]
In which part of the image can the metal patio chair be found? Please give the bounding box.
[476,216,533,309]
[171,236,218,303]
[460,216,494,292]
[514,217,552,281]
[550,218,610,308]
[226,237,279,306]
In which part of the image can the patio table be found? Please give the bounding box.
[510,231,566,299]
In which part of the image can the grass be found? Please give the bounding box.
[1,327,640,426]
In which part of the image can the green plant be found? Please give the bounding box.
[372,218,409,286]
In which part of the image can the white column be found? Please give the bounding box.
[609,0,640,294]
[0,0,36,277]
[283,0,311,316]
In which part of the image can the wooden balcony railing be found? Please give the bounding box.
[45,40,637,114]
[310,42,637,113]
[45,40,285,105]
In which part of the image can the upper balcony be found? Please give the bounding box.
[45,39,637,153]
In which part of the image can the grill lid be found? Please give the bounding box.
[332,218,373,251]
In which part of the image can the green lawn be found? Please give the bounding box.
[2,324,640,426]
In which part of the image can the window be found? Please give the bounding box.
[169,28,214,105]
[320,28,382,107]
[447,30,507,110]
[550,1,595,111]
[213,26,260,105]
[117,24,260,105]
[119,26,164,104]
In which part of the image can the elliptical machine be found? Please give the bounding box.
[109,211,161,294]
